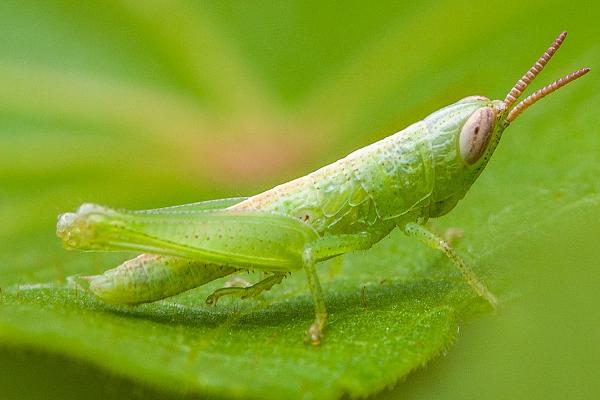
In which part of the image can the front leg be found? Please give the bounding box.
[303,232,377,345]
[403,222,498,308]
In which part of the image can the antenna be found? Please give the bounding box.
[503,31,567,109]
[506,67,590,122]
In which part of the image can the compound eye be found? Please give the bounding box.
[459,107,496,165]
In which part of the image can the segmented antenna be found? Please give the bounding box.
[506,67,590,122]
[503,31,567,109]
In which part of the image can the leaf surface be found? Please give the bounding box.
[1,1,599,399]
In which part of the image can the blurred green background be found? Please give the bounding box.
[1,1,599,399]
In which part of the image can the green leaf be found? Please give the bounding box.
[1,1,599,399]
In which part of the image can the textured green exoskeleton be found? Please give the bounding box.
[56,32,589,344]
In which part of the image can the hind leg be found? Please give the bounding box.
[205,272,287,305]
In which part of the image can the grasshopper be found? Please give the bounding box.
[57,32,589,344]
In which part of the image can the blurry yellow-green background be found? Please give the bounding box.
[1,1,599,399]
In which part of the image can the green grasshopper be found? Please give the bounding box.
[57,32,589,345]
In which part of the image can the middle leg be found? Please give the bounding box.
[302,232,378,345]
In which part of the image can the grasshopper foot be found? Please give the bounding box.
[304,312,327,346]
[205,287,244,305]
[305,321,324,346]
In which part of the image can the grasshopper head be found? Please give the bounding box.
[427,32,588,217]
[459,31,589,175]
